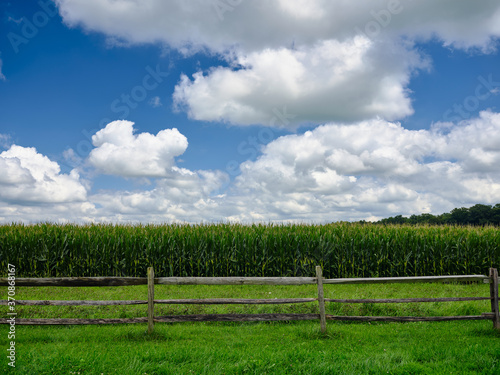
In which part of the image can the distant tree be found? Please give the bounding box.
[374,203,500,226]
[422,213,439,224]
[450,207,470,225]
[407,215,419,224]
[467,204,492,225]
[437,213,452,224]
[492,204,500,225]
[379,215,408,225]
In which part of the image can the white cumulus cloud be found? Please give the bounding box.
[222,111,500,221]
[54,0,500,126]
[54,0,500,53]
[2,113,500,223]
[90,169,228,223]
[0,145,88,204]
[88,120,188,178]
[84,121,229,222]
[174,37,427,126]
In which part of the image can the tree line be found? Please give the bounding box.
[374,204,500,226]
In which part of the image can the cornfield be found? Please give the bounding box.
[0,223,498,278]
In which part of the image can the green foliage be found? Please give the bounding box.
[1,222,498,278]
[378,203,500,226]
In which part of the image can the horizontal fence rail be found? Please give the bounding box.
[2,275,490,287]
[1,300,148,306]
[155,276,318,285]
[1,267,499,333]
[323,275,491,284]
[2,277,148,287]
[1,276,318,287]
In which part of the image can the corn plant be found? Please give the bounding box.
[0,222,498,278]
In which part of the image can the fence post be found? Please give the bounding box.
[316,266,327,334]
[148,267,155,334]
[490,268,500,330]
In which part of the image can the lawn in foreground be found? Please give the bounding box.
[1,282,499,374]
[1,320,499,374]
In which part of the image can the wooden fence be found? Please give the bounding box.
[1,267,499,333]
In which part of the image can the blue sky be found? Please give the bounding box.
[1,0,500,223]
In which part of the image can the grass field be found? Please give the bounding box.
[2,223,499,373]
[2,282,499,374]
[2,321,499,375]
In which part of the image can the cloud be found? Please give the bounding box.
[174,37,428,126]
[0,134,11,149]
[86,121,229,222]
[54,0,500,53]
[220,111,500,221]
[84,112,500,223]
[88,120,188,178]
[54,0,500,126]
[0,145,88,204]
[90,169,228,222]
[2,113,500,223]
[0,125,228,223]
[149,96,162,108]
[0,57,5,81]
[436,111,500,173]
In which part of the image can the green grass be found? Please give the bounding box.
[1,283,499,374]
[2,321,500,374]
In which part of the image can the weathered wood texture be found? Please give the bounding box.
[325,315,492,322]
[0,274,489,287]
[323,275,489,285]
[316,266,327,334]
[154,298,316,304]
[0,317,148,325]
[325,297,491,304]
[0,277,147,287]
[490,268,500,329]
[0,276,316,287]
[147,267,155,334]
[0,300,146,306]
[154,277,317,285]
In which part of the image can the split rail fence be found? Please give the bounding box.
[1,267,499,333]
